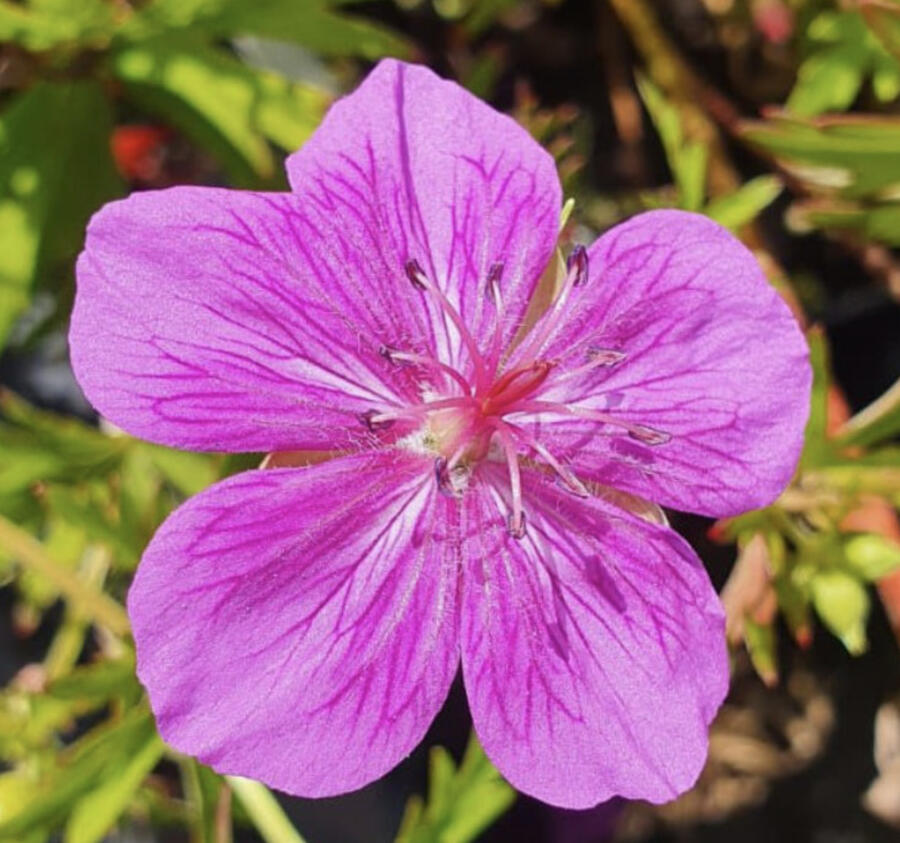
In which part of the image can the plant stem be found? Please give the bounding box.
[226,777,307,843]
[0,515,130,635]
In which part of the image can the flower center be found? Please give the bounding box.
[358,251,670,538]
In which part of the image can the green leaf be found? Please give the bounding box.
[744,619,778,686]
[844,534,900,581]
[181,760,230,843]
[0,391,126,495]
[800,328,830,469]
[787,10,900,116]
[111,40,274,183]
[216,1,411,59]
[788,13,866,117]
[791,199,900,246]
[0,83,122,348]
[47,657,138,702]
[111,39,328,184]
[143,444,218,497]
[862,0,900,63]
[0,514,130,636]
[118,0,409,58]
[740,113,900,199]
[838,376,900,447]
[0,0,116,50]
[395,732,515,843]
[65,733,165,843]
[0,706,154,840]
[227,777,307,843]
[636,75,708,211]
[704,175,783,230]
[810,568,870,654]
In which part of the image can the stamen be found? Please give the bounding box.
[405,259,428,291]
[627,425,673,446]
[514,244,589,363]
[358,409,395,432]
[485,260,507,377]
[487,261,504,293]
[404,258,490,392]
[494,424,526,539]
[434,451,470,497]
[508,400,672,446]
[551,347,627,386]
[587,347,625,366]
[507,510,527,540]
[434,457,455,496]
[363,396,474,426]
[566,245,589,287]
[501,420,589,498]
[378,345,471,395]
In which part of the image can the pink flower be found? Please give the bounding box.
[70,60,810,809]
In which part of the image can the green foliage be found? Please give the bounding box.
[787,10,900,117]
[396,732,515,843]
[742,113,900,245]
[0,0,408,350]
[637,75,708,212]
[705,176,784,231]
[861,0,900,63]
[0,83,122,348]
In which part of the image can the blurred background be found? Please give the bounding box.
[1,1,900,841]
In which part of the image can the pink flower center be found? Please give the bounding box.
[360,250,671,538]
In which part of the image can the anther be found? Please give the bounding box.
[359,409,395,432]
[378,344,399,364]
[405,259,428,291]
[587,347,626,367]
[566,245,589,287]
[507,510,527,540]
[627,425,672,446]
[434,457,452,495]
[487,261,504,290]
[555,468,591,499]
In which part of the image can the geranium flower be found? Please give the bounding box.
[69,60,810,809]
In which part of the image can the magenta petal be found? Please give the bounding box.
[517,210,810,516]
[286,59,562,374]
[129,451,460,796]
[70,187,432,452]
[460,465,728,809]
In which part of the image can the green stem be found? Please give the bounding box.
[0,515,130,635]
[227,777,307,843]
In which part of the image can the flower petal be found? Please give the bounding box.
[460,464,728,809]
[129,451,459,796]
[71,187,423,451]
[286,59,562,375]
[514,210,810,516]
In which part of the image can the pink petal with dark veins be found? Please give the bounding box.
[71,187,424,452]
[460,464,728,808]
[286,59,562,377]
[511,210,810,517]
[129,450,460,796]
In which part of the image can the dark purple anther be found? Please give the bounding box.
[487,261,504,290]
[566,245,589,287]
[628,424,672,446]
[587,347,626,367]
[434,457,453,495]
[378,344,398,364]
[359,409,394,432]
[506,511,527,540]
[405,259,428,291]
